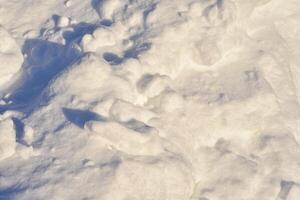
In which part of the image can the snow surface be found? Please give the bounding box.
[0,0,300,199]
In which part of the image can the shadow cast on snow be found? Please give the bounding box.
[62,108,106,128]
[63,22,98,43]
[0,4,153,200]
[0,186,27,200]
[2,39,81,114]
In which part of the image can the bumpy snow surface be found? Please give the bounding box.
[0,0,300,199]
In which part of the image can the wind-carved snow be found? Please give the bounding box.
[0,0,300,199]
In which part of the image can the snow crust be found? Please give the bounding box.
[0,0,300,199]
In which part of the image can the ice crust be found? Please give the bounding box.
[0,0,300,199]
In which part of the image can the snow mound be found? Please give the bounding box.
[0,118,16,160]
[0,26,23,88]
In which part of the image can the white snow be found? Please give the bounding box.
[0,118,16,160]
[0,26,23,88]
[0,0,300,199]
[64,0,72,8]
[56,16,70,28]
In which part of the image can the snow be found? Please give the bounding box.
[0,26,23,88]
[64,0,72,8]
[0,118,16,160]
[0,0,300,199]
[56,16,70,28]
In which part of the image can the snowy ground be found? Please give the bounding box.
[0,0,300,199]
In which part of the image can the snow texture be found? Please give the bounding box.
[0,0,300,199]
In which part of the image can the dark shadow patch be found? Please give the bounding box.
[277,180,294,200]
[122,119,154,134]
[62,108,106,128]
[100,19,113,27]
[103,52,123,65]
[63,22,98,43]
[137,74,154,91]
[0,105,9,115]
[3,39,81,113]
[11,118,25,144]
[91,0,104,18]
[124,42,151,59]
[142,3,157,28]
[100,159,121,169]
[0,185,27,200]
[217,0,224,9]
[52,14,61,28]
